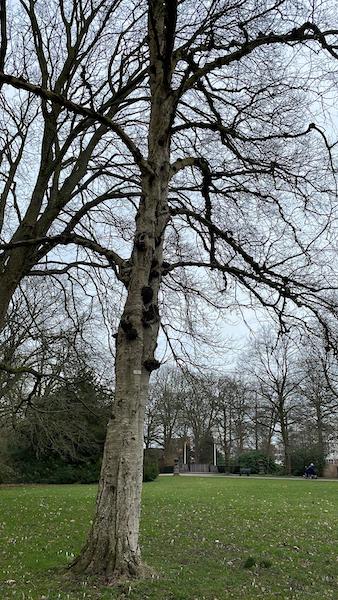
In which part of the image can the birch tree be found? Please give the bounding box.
[1,0,338,581]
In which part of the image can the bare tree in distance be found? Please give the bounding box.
[247,381,279,456]
[244,329,303,474]
[215,375,250,461]
[1,0,338,581]
[0,277,109,421]
[148,366,185,457]
[180,371,219,462]
[296,334,338,453]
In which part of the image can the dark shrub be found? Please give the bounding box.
[143,462,159,482]
[238,451,277,474]
[290,446,326,476]
[9,449,101,484]
[0,460,17,484]
[221,463,240,474]
[160,465,173,474]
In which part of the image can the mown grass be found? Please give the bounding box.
[0,477,337,599]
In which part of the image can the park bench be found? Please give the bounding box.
[239,468,251,476]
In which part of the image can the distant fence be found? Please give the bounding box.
[180,464,218,473]
[159,463,241,474]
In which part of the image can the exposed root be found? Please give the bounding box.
[64,558,156,588]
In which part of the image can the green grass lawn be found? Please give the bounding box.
[0,477,337,599]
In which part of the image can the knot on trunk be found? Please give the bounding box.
[119,261,132,286]
[143,358,161,372]
[161,261,170,276]
[141,286,153,305]
[150,259,160,280]
[142,304,159,327]
[120,316,138,340]
[135,232,147,251]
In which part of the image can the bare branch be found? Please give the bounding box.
[0,72,150,172]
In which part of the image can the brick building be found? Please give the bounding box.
[323,439,338,478]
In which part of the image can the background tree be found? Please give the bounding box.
[1,366,111,483]
[181,372,218,463]
[215,376,250,462]
[144,388,160,451]
[1,0,338,581]
[150,367,185,460]
[298,355,337,456]
[245,330,302,474]
[250,384,279,457]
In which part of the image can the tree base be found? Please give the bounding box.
[67,550,154,585]
[104,563,156,587]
